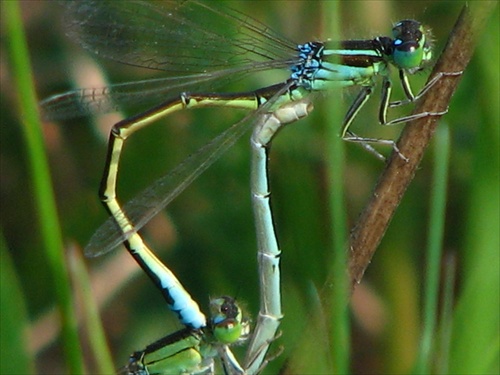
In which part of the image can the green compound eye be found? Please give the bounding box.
[393,38,425,69]
[391,19,432,71]
[211,296,245,345]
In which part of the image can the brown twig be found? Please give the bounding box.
[347,2,497,290]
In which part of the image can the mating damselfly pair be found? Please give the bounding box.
[41,1,457,373]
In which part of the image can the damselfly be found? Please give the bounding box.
[121,294,249,374]
[41,1,456,373]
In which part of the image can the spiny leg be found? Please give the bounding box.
[340,71,459,161]
[389,70,464,107]
[380,70,463,126]
[340,84,394,161]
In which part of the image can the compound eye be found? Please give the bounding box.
[391,20,431,70]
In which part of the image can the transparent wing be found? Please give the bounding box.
[41,73,245,120]
[84,81,294,257]
[64,0,296,72]
[41,0,299,120]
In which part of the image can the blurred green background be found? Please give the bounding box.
[1,1,498,374]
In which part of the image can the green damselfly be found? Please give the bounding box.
[41,1,458,373]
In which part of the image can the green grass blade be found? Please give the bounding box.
[449,5,500,371]
[0,233,35,374]
[435,254,457,374]
[2,1,84,373]
[68,246,115,374]
[321,1,350,374]
[413,123,450,373]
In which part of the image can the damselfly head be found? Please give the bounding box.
[391,19,434,73]
[210,296,246,345]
